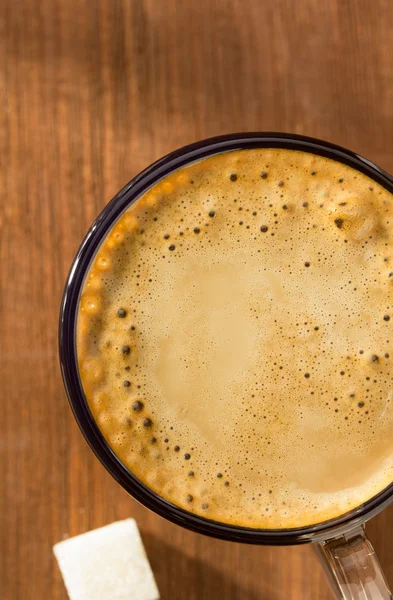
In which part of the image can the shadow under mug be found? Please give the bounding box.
[59,132,393,599]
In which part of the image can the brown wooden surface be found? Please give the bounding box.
[2,1,393,598]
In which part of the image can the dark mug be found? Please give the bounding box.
[59,133,393,599]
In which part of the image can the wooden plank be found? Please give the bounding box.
[1,0,393,598]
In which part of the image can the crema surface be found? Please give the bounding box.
[77,148,393,528]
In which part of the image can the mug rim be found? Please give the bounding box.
[59,132,393,545]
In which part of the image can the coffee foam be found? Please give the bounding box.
[77,148,393,528]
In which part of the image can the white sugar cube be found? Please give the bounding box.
[53,519,160,600]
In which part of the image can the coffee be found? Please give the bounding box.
[77,148,393,529]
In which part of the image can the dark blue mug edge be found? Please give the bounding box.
[59,132,393,545]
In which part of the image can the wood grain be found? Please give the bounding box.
[1,0,393,598]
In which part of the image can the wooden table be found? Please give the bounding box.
[2,1,393,598]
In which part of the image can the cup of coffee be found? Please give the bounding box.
[59,133,393,599]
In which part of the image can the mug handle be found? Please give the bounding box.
[315,525,392,599]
